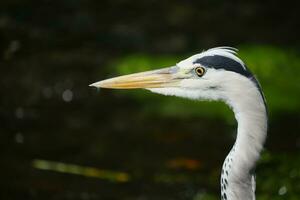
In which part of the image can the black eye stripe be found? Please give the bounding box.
[193,54,267,108]
[193,55,251,78]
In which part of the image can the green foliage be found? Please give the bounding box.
[239,46,300,114]
[109,45,300,121]
[257,152,300,199]
[193,193,218,200]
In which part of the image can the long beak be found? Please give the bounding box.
[90,66,184,89]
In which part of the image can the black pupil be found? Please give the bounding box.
[197,68,203,75]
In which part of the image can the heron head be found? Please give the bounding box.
[90,47,264,106]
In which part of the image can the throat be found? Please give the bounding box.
[221,85,268,200]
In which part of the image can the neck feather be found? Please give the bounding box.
[221,78,268,200]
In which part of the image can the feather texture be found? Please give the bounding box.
[148,47,268,200]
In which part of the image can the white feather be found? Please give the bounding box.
[177,47,246,70]
[148,69,267,200]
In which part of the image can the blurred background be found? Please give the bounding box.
[1,0,300,199]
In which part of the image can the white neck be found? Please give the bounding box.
[148,72,268,200]
[221,79,268,200]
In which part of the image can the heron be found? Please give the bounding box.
[90,47,268,200]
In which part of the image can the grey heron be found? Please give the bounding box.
[90,47,268,200]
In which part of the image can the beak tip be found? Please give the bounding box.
[89,82,101,88]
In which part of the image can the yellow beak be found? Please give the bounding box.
[90,66,184,89]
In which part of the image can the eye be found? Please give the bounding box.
[195,66,206,77]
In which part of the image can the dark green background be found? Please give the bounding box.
[1,1,299,199]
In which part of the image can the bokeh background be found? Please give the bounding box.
[1,1,300,199]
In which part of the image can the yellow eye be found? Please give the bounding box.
[195,67,205,77]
